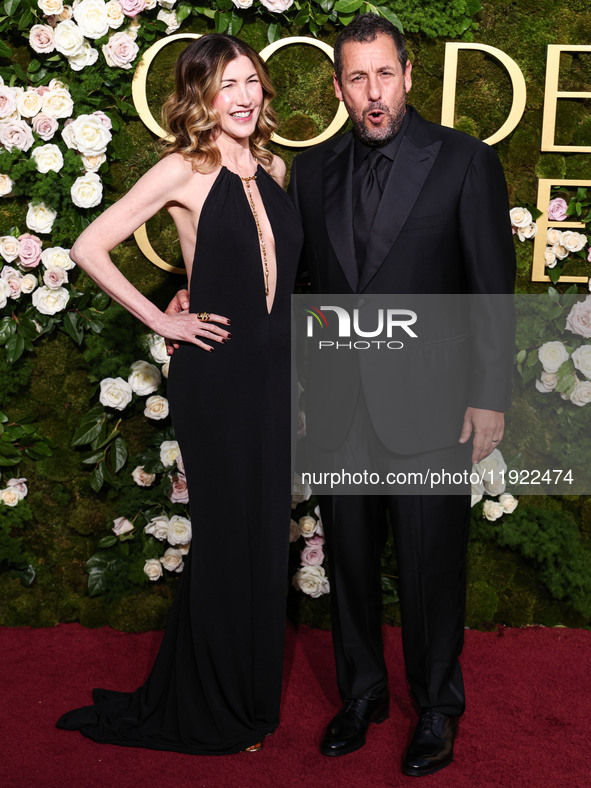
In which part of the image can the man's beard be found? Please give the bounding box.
[346,91,406,147]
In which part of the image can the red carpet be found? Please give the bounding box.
[1,623,589,788]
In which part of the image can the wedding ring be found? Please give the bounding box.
[196,312,210,322]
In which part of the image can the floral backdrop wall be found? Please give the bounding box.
[1,0,591,631]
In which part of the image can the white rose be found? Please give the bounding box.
[129,359,161,395]
[232,0,253,7]
[68,41,99,71]
[483,499,504,521]
[17,89,44,118]
[544,248,557,268]
[167,515,192,546]
[535,370,558,393]
[42,88,74,118]
[176,542,190,555]
[39,0,65,12]
[105,0,125,26]
[32,143,64,173]
[54,20,85,58]
[572,344,591,379]
[0,487,24,507]
[158,0,177,7]
[67,113,112,155]
[131,465,156,486]
[0,119,35,151]
[498,492,518,513]
[29,24,56,53]
[71,172,103,208]
[517,222,537,241]
[43,265,69,289]
[570,379,591,407]
[73,0,109,38]
[0,235,20,262]
[1,266,23,299]
[156,8,180,34]
[0,86,19,119]
[538,340,569,373]
[509,207,532,228]
[292,473,312,505]
[147,333,168,364]
[112,516,134,535]
[160,439,180,467]
[0,173,13,196]
[298,515,318,537]
[550,242,569,260]
[41,246,75,270]
[289,518,301,542]
[161,360,169,378]
[99,376,133,409]
[144,394,169,420]
[26,202,57,234]
[32,285,70,314]
[292,565,329,598]
[471,491,483,507]
[561,231,587,254]
[144,558,163,581]
[470,470,484,496]
[546,228,563,246]
[7,478,28,496]
[0,279,11,308]
[474,448,507,497]
[32,112,59,140]
[566,297,591,338]
[160,547,184,573]
[102,31,139,68]
[21,273,38,294]
[81,152,106,171]
[145,515,170,541]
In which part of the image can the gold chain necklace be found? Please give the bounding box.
[240,173,269,296]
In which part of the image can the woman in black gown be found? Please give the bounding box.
[57,34,302,754]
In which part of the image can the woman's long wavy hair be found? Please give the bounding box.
[161,34,277,172]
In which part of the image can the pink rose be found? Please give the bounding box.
[112,516,134,535]
[548,197,568,222]
[169,473,189,504]
[587,248,591,263]
[0,266,23,298]
[301,544,325,567]
[0,119,35,152]
[176,453,184,474]
[43,266,68,289]
[102,31,139,69]
[7,478,28,497]
[32,112,59,140]
[0,86,18,118]
[29,24,56,54]
[306,534,325,546]
[566,297,591,338]
[92,110,112,130]
[17,234,43,268]
[118,0,146,17]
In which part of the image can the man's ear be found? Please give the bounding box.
[333,72,344,102]
[404,60,413,94]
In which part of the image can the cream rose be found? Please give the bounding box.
[32,112,59,140]
[160,360,169,378]
[0,235,19,263]
[0,119,34,152]
[145,515,170,541]
[498,492,518,513]
[29,24,56,53]
[570,379,591,407]
[167,515,192,546]
[144,394,169,420]
[41,246,75,270]
[509,207,532,228]
[158,0,176,7]
[147,333,168,364]
[156,9,179,34]
[0,173,13,196]
[561,231,587,253]
[144,558,163,581]
[517,222,537,241]
[0,487,24,507]
[550,242,569,260]
[17,89,44,118]
[71,172,103,208]
[43,265,69,289]
[292,565,329,597]
[32,143,64,173]
[73,0,109,38]
[129,359,161,395]
[131,465,156,486]
[546,228,563,246]
[102,31,139,68]
[54,19,85,57]
[298,515,318,537]
[17,233,43,268]
[58,5,74,20]
[566,297,591,338]
[21,273,38,294]
[32,285,69,314]
[0,279,11,308]
[105,0,125,26]
[67,113,112,155]
[68,41,99,71]
[471,491,483,507]
[1,266,23,299]
[232,0,253,8]
[81,153,106,172]
[474,448,507,497]
[535,370,558,393]
[291,473,312,505]
[26,202,57,234]
[289,518,301,542]
[112,516,134,535]
[0,86,18,119]
[483,499,504,521]
[42,88,74,118]
[160,439,180,467]
[39,0,65,12]
[572,344,591,379]
[160,548,184,573]
[99,376,133,410]
[538,340,569,373]
[544,248,557,268]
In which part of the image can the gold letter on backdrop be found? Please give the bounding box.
[532,178,591,283]
[131,34,349,271]
[441,43,527,145]
[541,45,591,152]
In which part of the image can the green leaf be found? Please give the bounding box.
[98,534,118,548]
[0,39,12,58]
[71,405,106,447]
[5,333,25,364]
[86,553,108,571]
[516,349,527,364]
[92,291,110,311]
[548,266,562,285]
[88,567,108,596]
[267,21,281,43]
[17,6,32,29]
[90,462,104,492]
[293,8,310,25]
[27,58,40,73]
[526,349,539,368]
[214,9,229,33]
[333,0,363,12]
[4,0,20,15]
[62,311,85,346]
[81,451,105,465]
[377,5,404,31]
[320,0,335,11]
[176,2,192,23]
[24,442,53,459]
[227,9,243,36]
[112,436,127,473]
[12,564,35,587]
[547,286,559,302]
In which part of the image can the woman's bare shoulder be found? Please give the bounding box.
[269,154,286,178]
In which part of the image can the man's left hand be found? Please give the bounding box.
[458,407,504,463]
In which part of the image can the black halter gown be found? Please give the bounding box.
[56,164,302,754]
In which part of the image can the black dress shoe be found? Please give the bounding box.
[320,691,390,757]
[401,711,458,777]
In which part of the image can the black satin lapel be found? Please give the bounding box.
[359,136,442,292]
[324,138,358,292]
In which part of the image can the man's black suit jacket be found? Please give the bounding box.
[289,107,516,455]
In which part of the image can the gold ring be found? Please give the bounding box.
[196,312,210,322]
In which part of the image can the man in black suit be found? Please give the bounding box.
[288,13,515,777]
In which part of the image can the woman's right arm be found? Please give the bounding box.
[71,154,230,350]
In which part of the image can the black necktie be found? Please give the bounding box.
[354,149,383,274]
